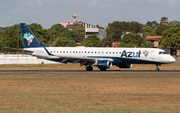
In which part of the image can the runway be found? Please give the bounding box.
[0,70,180,74]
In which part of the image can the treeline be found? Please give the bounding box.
[0,23,85,52]
[0,17,180,52]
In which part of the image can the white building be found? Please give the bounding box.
[85,28,107,40]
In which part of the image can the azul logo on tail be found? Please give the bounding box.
[20,23,47,48]
[23,33,34,46]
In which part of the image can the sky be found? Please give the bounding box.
[0,0,180,29]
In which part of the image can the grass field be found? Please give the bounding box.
[0,63,180,112]
[0,73,180,113]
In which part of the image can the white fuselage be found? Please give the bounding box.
[24,47,176,65]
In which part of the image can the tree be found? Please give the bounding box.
[119,33,145,47]
[143,26,157,37]
[143,26,153,33]
[54,37,76,47]
[69,27,85,42]
[169,20,180,27]
[161,17,168,21]
[101,37,113,47]
[146,21,152,27]
[1,24,24,52]
[106,21,143,42]
[81,34,102,47]
[158,27,180,47]
[152,20,159,28]
[155,25,170,35]
[146,21,159,30]
[96,25,105,29]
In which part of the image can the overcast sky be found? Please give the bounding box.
[0,0,179,29]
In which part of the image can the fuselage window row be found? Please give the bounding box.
[50,51,124,55]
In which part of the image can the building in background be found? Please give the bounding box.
[59,13,106,40]
[146,36,162,47]
[160,21,168,26]
[85,28,106,40]
[112,42,120,47]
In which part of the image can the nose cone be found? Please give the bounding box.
[169,56,176,63]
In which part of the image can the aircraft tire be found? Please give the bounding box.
[100,68,107,71]
[86,66,93,71]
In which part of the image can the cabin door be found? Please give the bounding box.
[151,51,155,59]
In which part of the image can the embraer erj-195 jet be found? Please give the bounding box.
[6,23,176,71]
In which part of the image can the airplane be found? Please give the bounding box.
[6,23,176,71]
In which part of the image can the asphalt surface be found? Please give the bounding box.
[0,70,180,74]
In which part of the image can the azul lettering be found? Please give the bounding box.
[121,50,141,58]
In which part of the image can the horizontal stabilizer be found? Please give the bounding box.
[5,47,34,54]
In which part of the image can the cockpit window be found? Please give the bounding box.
[159,51,168,54]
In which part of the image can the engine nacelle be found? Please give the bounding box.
[94,60,112,68]
[118,63,133,68]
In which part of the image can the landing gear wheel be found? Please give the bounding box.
[155,64,160,71]
[100,68,107,71]
[156,67,160,71]
[86,66,93,71]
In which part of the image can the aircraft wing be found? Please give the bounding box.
[55,55,113,65]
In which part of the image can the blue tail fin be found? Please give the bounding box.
[20,23,47,48]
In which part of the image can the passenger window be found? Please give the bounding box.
[159,52,168,54]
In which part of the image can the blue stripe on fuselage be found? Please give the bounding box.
[46,56,166,65]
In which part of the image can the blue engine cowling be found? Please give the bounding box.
[96,60,112,68]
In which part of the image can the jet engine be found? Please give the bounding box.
[94,60,112,68]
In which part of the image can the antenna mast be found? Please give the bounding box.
[72,13,78,22]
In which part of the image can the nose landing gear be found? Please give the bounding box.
[155,64,161,71]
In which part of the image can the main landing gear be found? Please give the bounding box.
[99,68,107,71]
[155,64,161,71]
[86,66,93,71]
